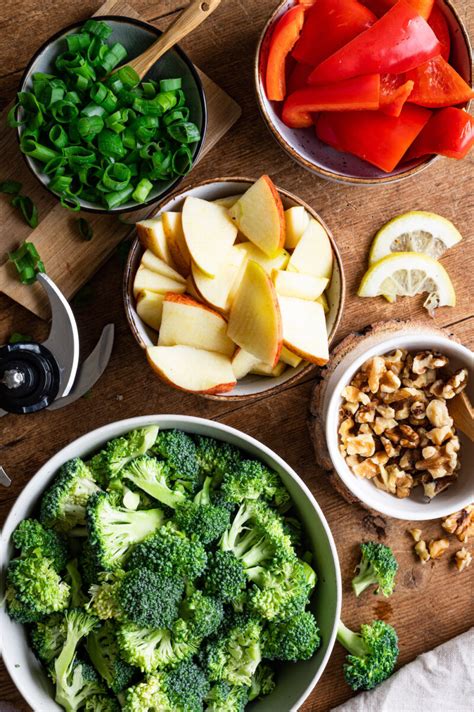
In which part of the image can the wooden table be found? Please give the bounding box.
[0,1,473,710]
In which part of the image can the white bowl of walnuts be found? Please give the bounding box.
[324,330,473,521]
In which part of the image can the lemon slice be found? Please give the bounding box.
[358,252,456,310]
[369,211,462,265]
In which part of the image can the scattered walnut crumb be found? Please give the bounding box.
[414,540,430,563]
[454,547,472,572]
[428,538,450,559]
[408,528,422,542]
[441,505,474,543]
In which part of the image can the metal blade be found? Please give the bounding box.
[47,324,114,411]
[40,274,80,399]
[0,466,11,487]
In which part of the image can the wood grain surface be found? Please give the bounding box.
[0,1,473,711]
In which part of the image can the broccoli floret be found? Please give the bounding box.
[86,491,164,570]
[7,555,70,622]
[87,571,125,620]
[124,660,208,712]
[179,588,224,640]
[194,436,241,483]
[205,551,247,602]
[175,477,231,545]
[54,609,100,710]
[222,459,291,512]
[88,426,159,486]
[121,455,188,509]
[12,518,68,572]
[205,681,249,712]
[40,459,101,532]
[84,696,120,712]
[78,540,101,591]
[126,522,207,580]
[153,429,200,491]
[86,621,136,694]
[118,568,184,628]
[250,558,316,621]
[263,611,321,661]
[66,559,88,607]
[337,619,399,691]
[117,622,199,672]
[352,541,398,598]
[220,503,278,582]
[248,663,275,701]
[30,613,67,664]
[204,615,262,687]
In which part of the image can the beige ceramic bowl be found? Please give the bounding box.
[123,176,345,401]
[255,0,473,185]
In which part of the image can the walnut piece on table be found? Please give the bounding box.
[454,548,472,572]
[408,528,422,542]
[428,538,450,559]
[414,539,430,563]
[441,505,474,543]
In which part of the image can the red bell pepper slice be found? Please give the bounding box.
[308,1,441,85]
[379,74,414,116]
[405,107,474,160]
[315,104,431,172]
[428,5,451,61]
[360,0,434,19]
[282,74,381,128]
[407,55,474,108]
[266,6,305,101]
[292,0,376,67]
[288,63,313,94]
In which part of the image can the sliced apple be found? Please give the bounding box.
[158,293,235,357]
[280,345,303,368]
[136,290,165,331]
[185,275,203,302]
[287,218,334,280]
[162,212,192,277]
[250,361,286,377]
[136,217,175,267]
[234,242,289,275]
[279,296,329,366]
[231,348,260,380]
[214,195,241,209]
[182,197,237,278]
[285,206,309,249]
[141,250,186,284]
[272,270,328,300]
[317,293,329,313]
[228,176,285,257]
[192,245,247,312]
[146,345,236,394]
[227,260,282,366]
[133,268,186,298]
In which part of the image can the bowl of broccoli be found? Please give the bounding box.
[0,415,341,712]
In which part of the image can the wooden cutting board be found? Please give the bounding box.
[0,0,241,319]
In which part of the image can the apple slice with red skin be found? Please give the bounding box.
[279,296,329,366]
[146,345,236,394]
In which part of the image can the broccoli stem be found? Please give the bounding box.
[336,621,369,658]
[194,477,212,506]
[352,560,378,597]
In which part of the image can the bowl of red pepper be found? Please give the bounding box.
[255,0,473,185]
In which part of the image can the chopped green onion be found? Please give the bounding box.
[11,195,39,228]
[167,121,201,144]
[9,332,32,344]
[159,78,182,92]
[8,242,45,284]
[132,178,153,203]
[77,217,93,241]
[0,180,22,195]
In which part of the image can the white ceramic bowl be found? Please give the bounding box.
[0,415,341,712]
[123,177,345,401]
[324,332,474,520]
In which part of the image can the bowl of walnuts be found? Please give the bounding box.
[324,329,473,520]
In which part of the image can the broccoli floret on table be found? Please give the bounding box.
[352,541,398,598]
[30,613,67,665]
[86,620,136,694]
[121,455,188,509]
[6,555,70,622]
[54,609,100,710]
[205,681,249,712]
[40,458,101,532]
[88,426,159,486]
[124,660,209,712]
[118,567,184,629]
[194,436,242,483]
[222,459,291,512]
[12,518,69,571]
[153,429,200,492]
[203,615,262,688]
[263,611,321,661]
[175,476,231,545]
[337,619,399,691]
[126,522,207,580]
[248,663,276,701]
[86,491,164,570]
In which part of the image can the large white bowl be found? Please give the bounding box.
[324,332,474,520]
[0,415,341,712]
